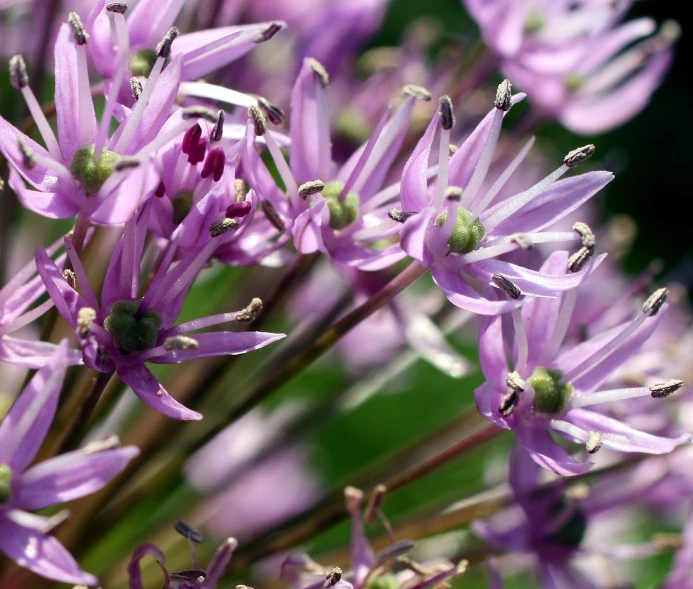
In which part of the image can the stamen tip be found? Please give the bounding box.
[248,104,267,136]
[254,22,283,43]
[156,26,179,59]
[308,58,330,88]
[298,180,325,199]
[68,12,89,45]
[9,54,28,89]
[564,144,596,168]
[586,431,603,454]
[235,298,263,324]
[438,95,455,130]
[210,218,239,237]
[491,273,521,299]
[495,79,512,111]
[650,379,683,398]
[402,84,432,101]
[106,2,128,14]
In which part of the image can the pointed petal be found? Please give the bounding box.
[432,266,521,315]
[401,112,439,212]
[127,543,168,589]
[8,168,80,219]
[478,312,509,384]
[293,198,328,254]
[35,246,87,327]
[151,331,285,364]
[205,538,238,585]
[516,424,593,476]
[0,511,97,586]
[0,336,81,369]
[118,365,202,420]
[0,341,68,473]
[400,207,436,265]
[127,0,186,48]
[448,108,495,189]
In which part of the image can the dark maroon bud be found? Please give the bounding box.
[181,123,202,156]
[189,141,207,165]
[201,147,226,181]
[226,200,252,219]
[155,181,166,198]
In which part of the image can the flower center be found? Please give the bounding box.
[103,301,163,354]
[565,73,585,92]
[129,49,158,78]
[322,181,360,230]
[0,464,12,504]
[172,189,195,224]
[69,145,120,195]
[436,207,486,254]
[366,575,400,589]
[528,367,573,415]
[525,10,545,33]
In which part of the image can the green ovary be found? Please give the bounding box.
[528,367,573,415]
[322,181,360,230]
[0,464,12,504]
[70,146,120,195]
[172,189,195,224]
[436,207,486,254]
[129,49,158,78]
[565,73,585,92]
[103,300,163,354]
[525,10,545,33]
[366,575,400,589]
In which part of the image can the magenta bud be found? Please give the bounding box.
[181,123,202,156]
[226,200,252,219]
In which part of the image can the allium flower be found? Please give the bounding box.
[0,239,81,368]
[242,59,431,270]
[398,82,611,315]
[661,513,693,589]
[35,210,285,421]
[128,530,238,589]
[475,252,692,475]
[0,341,138,585]
[87,0,285,105]
[474,444,675,588]
[0,12,198,224]
[463,0,679,133]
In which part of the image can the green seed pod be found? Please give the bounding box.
[103,301,163,354]
[69,145,121,195]
[322,181,361,230]
[128,49,158,78]
[528,367,573,415]
[172,189,195,224]
[436,207,486,254]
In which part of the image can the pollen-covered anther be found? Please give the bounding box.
[643,288,668,316]
[388,208,415,223]
[68,12,89,45]
[256,97,284,125]
[114,157,141,171]
[511,233,533,249]
[499,389,519,417]
[156,26,179,58]
[344,485,364,512]
[254,22,282,43]
[62,269,77,288]
[9,54,28,89]
[174,520,204,543]
[506,371,527,392]
[210,110,225,142]
[492,274,521,299]
[163,336,199,351]
[210,218,240,237]
[449,144,459,156]
[324,568,343,588]
[298,180,325,199]
[130,77,143,100]
[564,144,596,168]
[235,178,247,202]
[402,84,432,101]
[77,307,97,337]
[649,379,684,399]
[308,58,330,88]
[365,484,387,524]
[84,434,121,454]
[182,106,219,123]
[106,2,128,14]
[17,137,35,169]
[568,246,593,273]
[261,199,286,232]
[235,298,263,324]
[586,431,603,454]
[248,105,267,136]
[495,79,512,111]
[572,222,596,248]
[438,95,455,130]
[445,186,463,201]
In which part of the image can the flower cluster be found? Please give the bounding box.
[0,0,687,588]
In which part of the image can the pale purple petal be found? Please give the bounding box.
[0,336,81,369]
[205,538,237,586]
[400,207,436,265]
[35,247,87,327]
[127,543,168,589]
[151,331,285,363]
[432,266,521,315]
[8,168,80,219]
[516,424,593,476]
[293,198,328,254]
[127,0,185,48]
[401,112,439,212]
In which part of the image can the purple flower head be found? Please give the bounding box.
[475,253,692,475]
[242,61,433,270]
[0,341,139,585]
[474,443,674,587]
[128,528,239,589]
[35,209,285,421]
[0,238,81,368]
[463,0,679,133]
[0,11,220,224]
[87,0,285,105]
[399,82,611,315]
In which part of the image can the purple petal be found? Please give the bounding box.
[127,0,185,49]
[432,266,521,315]
[151,331,286,364]
[0,337,81,369]
[401,112,439,212]
[0,511,98,586]
[127,543,168,589]
[118,364,202,420]
[292,198,328,254]
[0,341,68,471]
[478,312,509,385]
[487,558,504,589]
[35,247,87,327]
[86,0,116,78]
[400,207,436,265]
[54,23,96,159]
[566,408,692,455]
[8,168,80,219]
[290,58,333,184]
[516,424,593,476]
[205,538,238,586]
[15,446,139,511]
[448,108,495,189]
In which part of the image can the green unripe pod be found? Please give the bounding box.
[528,367,573,415]
[103,300,163,354]
[69,145,120,195]
[436,207,486,254]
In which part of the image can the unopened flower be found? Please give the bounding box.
[0,342,138,585]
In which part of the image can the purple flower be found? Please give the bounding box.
[0,13,202,224]
[0,341,138,586]
[398,82,611,315]
[0,239,81,368]
[475,252,692,475]
[661,512,693,589]
[35,209,285,421]
[87,0,285,105]
[463,0,679,133]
